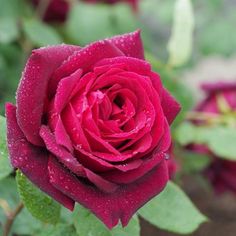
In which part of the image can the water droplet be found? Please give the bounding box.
[164,153,170,160]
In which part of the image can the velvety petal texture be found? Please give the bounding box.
[188,81,236,196]
[6,31,180,228]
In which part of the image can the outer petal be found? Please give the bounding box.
[100,152,165,184]
[107,30,144,59]
[161,88,181,124]
[48,156,169,229]
[6,103,74,210]
[16,45,80,146]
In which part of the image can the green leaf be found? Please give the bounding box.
[73,204,140,236]
[175,122,196,145]
[66,3,114,45]
[167,0,194,67]
[0,177,43,235]
[0,17,19,43]
[110,4,138,34]
[205,126,236,161]
[181,152,211,173]
[66,3,138,45]
[111,216,140,236]
[139,181,207,234]
[0,116,12,180]
[36,224,78,236]
[198,9,236,56]
[23,19,63,47]
[175,123,236,161]
[16,170,61,224]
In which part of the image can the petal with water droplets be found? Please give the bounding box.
[16,45,80,146]
[6,103,74,210]
[48,155,168,229]
[107,30,144,59]
[161,88,181,125]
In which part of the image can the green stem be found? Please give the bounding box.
[2,202,24,236]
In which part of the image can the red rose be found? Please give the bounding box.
[6,31,180,228]
[188,81,236,195]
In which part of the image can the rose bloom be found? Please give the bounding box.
[6,31,180,228]
[32,0,138,22]
[188,82,236,195]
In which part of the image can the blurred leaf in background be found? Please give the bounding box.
[66,2,138,45]
[167,0,194,67]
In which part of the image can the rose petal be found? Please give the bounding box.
[54,116,73,152]
[75,148,142,173]
[85,168,119,193]
[155,118,172,153]
[6,103,74,210]
[54,68,83,113]
[49,41,124,92]
[49,156,169,228]
[161,88,181,124]
[40,125,85,176]
[62,104,91,151]
[201,81,236,93]
[16,45,79,146]
[94,57,151,75]
[107,30,144,59]
[40,126,118,192]
[101,152,165,184]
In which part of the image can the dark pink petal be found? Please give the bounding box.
[161,88,181,124]
[94,57,151,75]
[40,126,118,193]
[85,129,121,156]
[149,71,163,96]
[49,156,169,228]
[6,103,74,210]
[16,45,79,146]
[62,104,91,151]
[39,125,85,177]
[155,119,172,153]
[201,81,236,93]
[49,41,124,92]
[76,148,142,173]
[129,133,153,154]
[85,169,119,193]
[47,98,59,131]
[55,116,73,152]
[107,30,144,59]
[101,152,165,184]
[54,68,83,113]
[196,96,218,113]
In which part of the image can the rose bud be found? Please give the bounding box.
[187,81,236,195]
[32,0,69,22]
[85,0,138,11]
[32,0,138,23]
[6,31,180,228]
